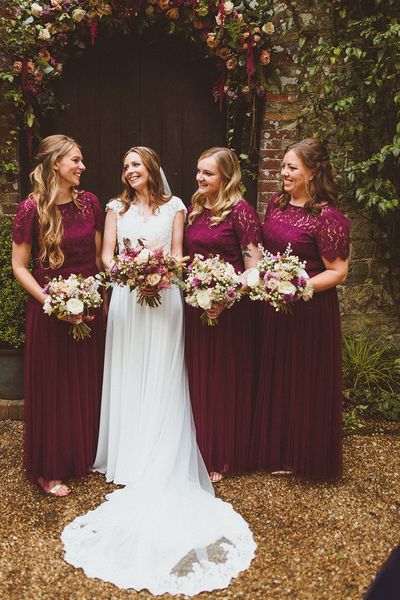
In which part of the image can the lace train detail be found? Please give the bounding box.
[62,482,256,596]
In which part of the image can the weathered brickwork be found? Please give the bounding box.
[0,100,19,221]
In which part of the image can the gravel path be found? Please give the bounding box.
[1,420,399,599]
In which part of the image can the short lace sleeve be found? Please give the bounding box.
[315,207,350,261]
[106,198,124,214]
[168,196,187,217]
[232,200,262,247]
[12,198,37,245]
[85,192,104,230]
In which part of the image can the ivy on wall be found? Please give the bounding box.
[298,0,400,317]
[0,0,290,177]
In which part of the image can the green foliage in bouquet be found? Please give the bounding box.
[0,219,27,349]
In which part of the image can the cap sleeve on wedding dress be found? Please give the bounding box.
[106,199,124,214]
[168,196,187,217]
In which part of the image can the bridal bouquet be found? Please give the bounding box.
[183,254,243,326]
[42,274,103,340]
[103,238,187,308]
[246,243,314,312]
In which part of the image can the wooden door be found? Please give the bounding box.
[39,31,227,206]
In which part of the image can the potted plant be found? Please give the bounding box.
[0,218,26,399]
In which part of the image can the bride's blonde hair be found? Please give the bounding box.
[188,147,244,226]
[30,134,81,269]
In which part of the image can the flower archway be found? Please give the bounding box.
[0,0,281,175]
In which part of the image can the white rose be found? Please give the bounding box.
[197,290,212,310]
[136,248,151,264]
[31,3,43,17]
[72,8,86,22]
[262,22,275,35]
[38,28,51,41]
[66,298,84,315]
[146,273,161,286]
[277,281,297,295]
[296,267,309,280]
[246,268,261,288]
[225,263,236,277]
[224,1,234,14]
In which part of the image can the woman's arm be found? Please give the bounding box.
[95,230,103,272]
[101,209,117,270]
[309,256,349,292]
[241,242,262,270]
[171,210,185,259]
[12,242,46,304]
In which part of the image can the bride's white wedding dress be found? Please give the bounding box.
[61,196,256,596]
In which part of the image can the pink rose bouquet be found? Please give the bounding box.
[42,274,103,340]
[183,254,242,326]
[103,238,187,308]
[245,243,314,312]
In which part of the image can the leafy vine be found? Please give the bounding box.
[0,0,287,177]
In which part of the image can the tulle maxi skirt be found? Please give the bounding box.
[184,298,258,476]
[23,298,104,482]
[250,288,343,480]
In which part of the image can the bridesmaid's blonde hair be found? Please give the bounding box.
[188,147,244,226]
[119,146,172,215]
[30,134,82,269]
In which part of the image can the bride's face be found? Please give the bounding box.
[124,152,149,191]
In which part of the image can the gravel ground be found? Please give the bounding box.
[1,419,399,600]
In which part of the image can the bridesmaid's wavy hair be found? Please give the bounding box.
[188,147,244,226]
[277,137,338,216]
[30,134,82,269]
[119,146,172,215]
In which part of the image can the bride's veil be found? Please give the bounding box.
[160,167,172,195]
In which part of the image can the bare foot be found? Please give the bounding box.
[38,477,71,497]
[210,471,225,483]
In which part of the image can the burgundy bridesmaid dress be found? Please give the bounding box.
[184,200,262,476]
[251,196,350,480]
[12,192,105,483]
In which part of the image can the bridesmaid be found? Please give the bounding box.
[184,147,262,482]
[250,137,350,480]
[12,134,105,496]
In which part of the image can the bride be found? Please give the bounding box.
[61,146,256,596]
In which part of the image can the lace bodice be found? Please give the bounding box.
[263,196,350,276]
[107,196,186,254]
[12,191,103,286]
[184,200,262,272]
